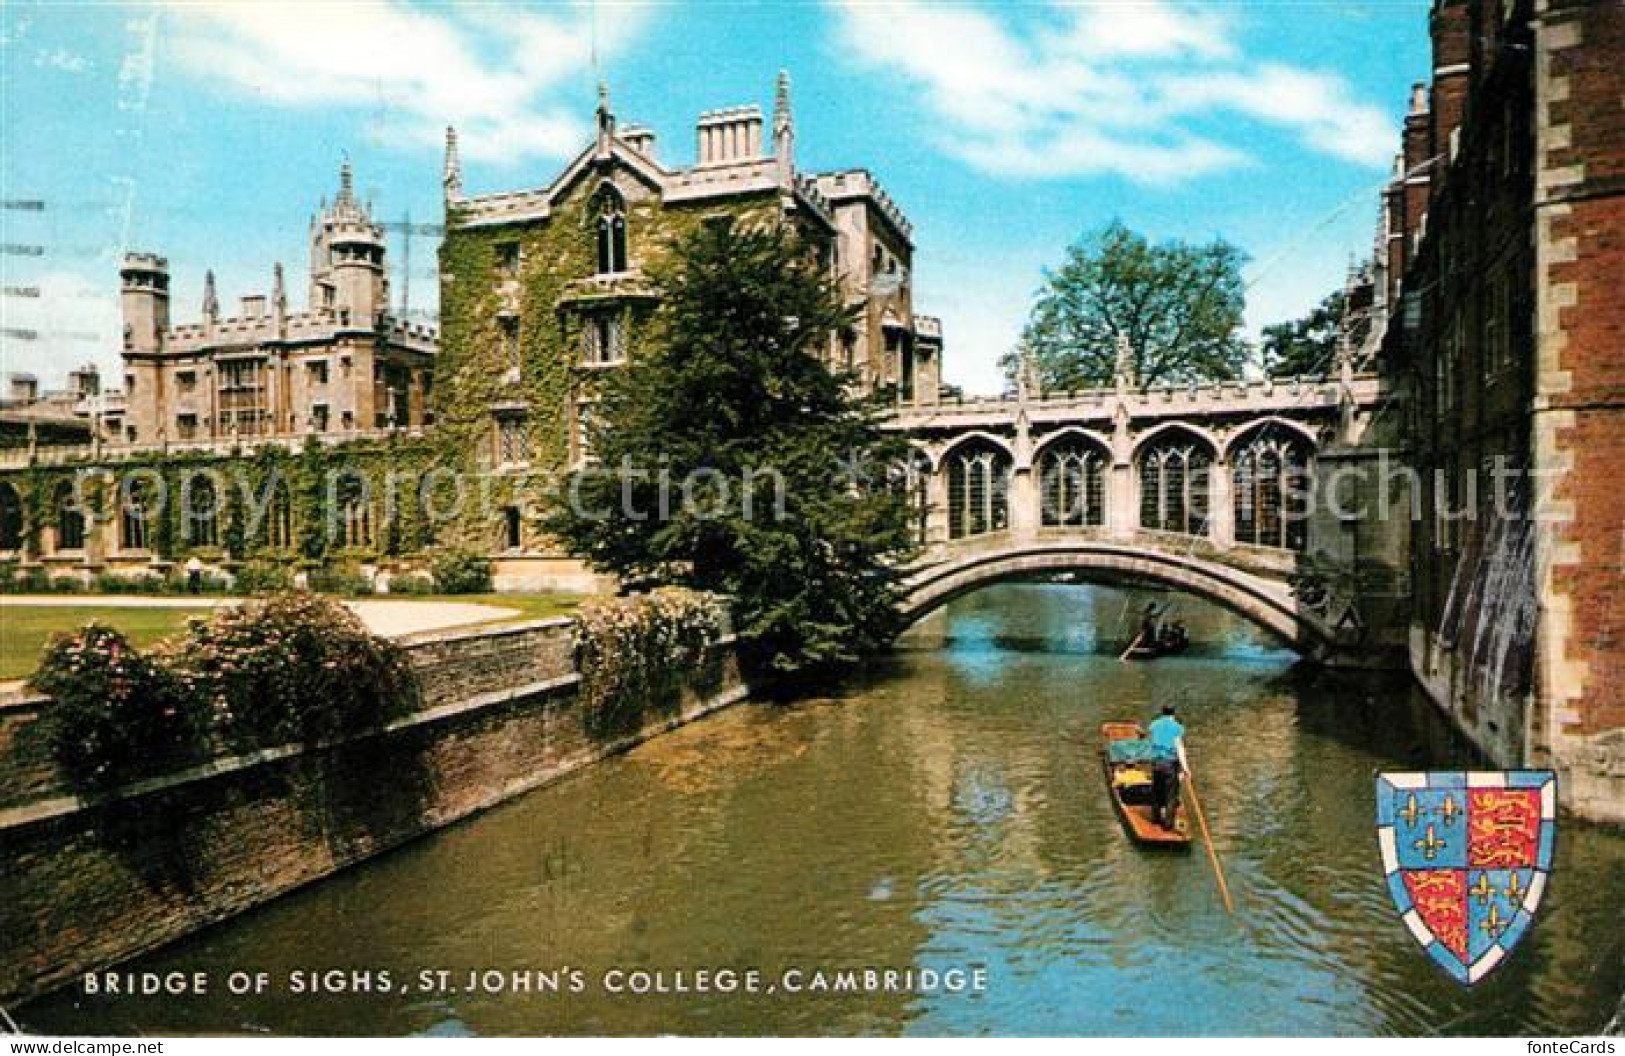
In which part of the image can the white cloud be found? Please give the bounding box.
[827,0,1393,183]
[163,2,651,167]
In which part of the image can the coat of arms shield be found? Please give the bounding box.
[1375,771,1556,985]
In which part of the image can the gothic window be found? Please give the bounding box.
[337,477,373,549]
[1138,432,1212,537]
[595,186,628,275]
[1232,430,1312,551]
[495,241,520,280]
[581,311,626,365]
[497,415,531,466]
[0,483,22,551]
[1039,436,1107,528]
[499,315,520,376]
[120,485,151,552]
[502,506,522,551]
[574,402,596,464]
[891,449,932,546]
[947,439,1011,540]
[184,474,220,548]
[54,481,85,552]
[268,481,295,552]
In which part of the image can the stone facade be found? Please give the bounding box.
[1377,0,1624,820]
[436,74,944,486]
[120,164,437,448]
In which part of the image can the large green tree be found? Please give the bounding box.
[1004,221,1250,391]
[1259,289,1346,378]
[545,221,917,681]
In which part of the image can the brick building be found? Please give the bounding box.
[1377,0,1623,819]
[120,164,437,446]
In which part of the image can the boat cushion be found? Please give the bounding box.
[1106,739,1157,764]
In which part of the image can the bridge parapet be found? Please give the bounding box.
[889,372,1386,434]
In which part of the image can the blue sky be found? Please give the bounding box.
[0,1,1429,396]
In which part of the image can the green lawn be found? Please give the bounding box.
[0,606,215,681]
[0,593,588,683]
[409,592,585,625]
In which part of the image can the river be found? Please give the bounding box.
[22,581,1625,1036]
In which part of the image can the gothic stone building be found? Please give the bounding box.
[120,164,437,446]
[435,74,945,587]
[1376,0,1624,819]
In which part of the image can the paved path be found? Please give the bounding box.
[0,596,523,637]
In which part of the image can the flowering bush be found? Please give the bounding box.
[161,591,419,749]
[574,588,724,738]
[30,624,199,793]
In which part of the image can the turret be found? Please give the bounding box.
[443,125,463,201]
[308,160,387,323]
[119,252,170,352]
[773,70,795,185]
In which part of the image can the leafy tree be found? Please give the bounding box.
[1260,289,1346,378]
[544,221,917,682]
[1003,221,1250,390]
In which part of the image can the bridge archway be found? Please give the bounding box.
[900,541,1339,659]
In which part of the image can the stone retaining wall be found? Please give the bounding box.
[0,617,747,1005]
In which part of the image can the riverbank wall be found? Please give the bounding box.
[0,617,748,1006]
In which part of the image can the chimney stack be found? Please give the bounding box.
[622,124,656,159]
[8,373,39,403]
[696,106,764,166]
[1429,0,1472,175]
[1401,82,1433,258]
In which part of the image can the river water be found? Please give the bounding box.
[23,582,1625,1036]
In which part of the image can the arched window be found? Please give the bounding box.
[947,439,1011,539]
[267,481,295,552]
[120,483,152,552]
[1039,436,1107,528]
[338,477,373,549]
[892,449,933,546]
[594,186,628,275]
[1233,430,1312,550]
[0,483,22,551]
[54,481,85,552]
[184,474,220,548]
[1138,431,1213,537]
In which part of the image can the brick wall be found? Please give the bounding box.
[0,617,747,1004]
[1535,0,1625,819]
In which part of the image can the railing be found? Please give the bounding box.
[0,427,429,468]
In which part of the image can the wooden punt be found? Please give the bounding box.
[1101,721,1192,848]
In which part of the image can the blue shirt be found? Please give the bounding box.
[1148,715,1184,761]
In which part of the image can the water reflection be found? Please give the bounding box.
[23,582,1625,1036]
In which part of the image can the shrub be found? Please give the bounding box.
[574,588,724,739]
[163,570,234,595]
[307,566,374,596]
[430,549,492,595]
[384,573,436,596]
[30,625,199,793]
[162,591,418,749]
[92,571,166,595]
[233,562,294,595]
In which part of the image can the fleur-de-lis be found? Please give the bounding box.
[1469,872,1496,906]
[1413,824,1448,861]
[1398,793,1424,828]
[1436,794,1462,827]
[1501,872,1526,903]
[1479,902,1506,939]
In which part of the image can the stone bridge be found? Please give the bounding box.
[885,368,1407,665]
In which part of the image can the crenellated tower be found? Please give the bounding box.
[308,161,388,324]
